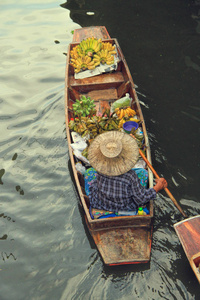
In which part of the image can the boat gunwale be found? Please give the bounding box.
[174,215,200,227]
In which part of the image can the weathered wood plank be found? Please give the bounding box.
[69,71,124,92]
[72,26,111,43]
[174,215,200,283]
[87,89,118,102]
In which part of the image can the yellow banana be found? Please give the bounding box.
[89,37,94,48]
[106,58,114,65]
[85,56,91,64]
[129,118,140,122]
[118,119,124,128]
[80,40,88,52]
[94,42,101,53]
[123,108,129,116]
[129,108,136,116]
[92,39,98,50]
[87,64,95,70]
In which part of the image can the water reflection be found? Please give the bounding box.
[61,1,99,27]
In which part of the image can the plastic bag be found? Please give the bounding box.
[70,132,87,151]
[134,158,146,169]
[71,132,84,143]
[70,140,87,151]
[73,149,90,165]
[111,93,132,112]
[75,162,86,174]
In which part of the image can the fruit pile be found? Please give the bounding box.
[70,37,116,73]
[72,95,96,117]
[114,106,138,128]
[115,107,136,119]
[69,94,144,159]
[69,108,119,140]
[69,95,141,135]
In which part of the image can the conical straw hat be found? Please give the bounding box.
[88,131,139,176]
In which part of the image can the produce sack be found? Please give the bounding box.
[111,93,132,112]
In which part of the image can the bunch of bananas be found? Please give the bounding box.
[118,117,140,128]
[70,45,82,59]
[70,55,95,73]
[83,113,119,139]
[101,42,116,55]
[115,106,136,119]
[72,95,96,117]
[93,49,115,66]
[70,37,117,73]
[79,37,102,57]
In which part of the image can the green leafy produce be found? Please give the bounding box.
[69,109,120,140]
[72,95,96,117]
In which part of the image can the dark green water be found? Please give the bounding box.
[0,1,199,299]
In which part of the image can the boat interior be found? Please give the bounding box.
[66,38,153,225]
[67,39,138,119]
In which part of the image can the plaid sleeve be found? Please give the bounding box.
[130,171,157,206]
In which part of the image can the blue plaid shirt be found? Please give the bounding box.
[89,169,156,213]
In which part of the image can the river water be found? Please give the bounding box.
[0,1,199,299]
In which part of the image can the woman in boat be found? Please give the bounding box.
[85,131,167,218]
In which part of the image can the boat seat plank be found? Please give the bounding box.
[69,72,124,92]
[88,88,118,102]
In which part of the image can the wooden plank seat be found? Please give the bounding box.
[69,72,124,92]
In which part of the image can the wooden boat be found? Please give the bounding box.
[65,26,155,266]
[174,215,200,283]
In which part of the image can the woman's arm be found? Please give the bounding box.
[153,178,168,193]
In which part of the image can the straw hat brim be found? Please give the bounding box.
[88,131,139,176]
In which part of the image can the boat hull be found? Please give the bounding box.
[85,217,153,265]
[174,215,200,283]
[65,26,154,265]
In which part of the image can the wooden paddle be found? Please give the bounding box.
[130,134,187,217]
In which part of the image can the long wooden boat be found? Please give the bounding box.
[174,215,200,283]
[65,26,155,266]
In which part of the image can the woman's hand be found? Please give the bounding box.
[153,178,168,192]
